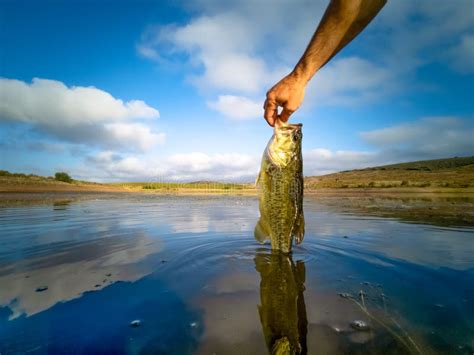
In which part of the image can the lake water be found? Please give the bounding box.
[0,193,473,354]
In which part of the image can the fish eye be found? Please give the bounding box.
[292,133,299,142]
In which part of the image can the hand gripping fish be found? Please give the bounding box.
[254,120,305,254]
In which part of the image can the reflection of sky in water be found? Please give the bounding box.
[303,200,474,270]
[0,194,473,353]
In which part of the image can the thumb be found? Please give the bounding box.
[279,108,293,123]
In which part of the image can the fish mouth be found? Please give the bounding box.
[275,122,303,134]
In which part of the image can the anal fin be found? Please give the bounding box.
[294,212,305,245]
[254,218,271,244]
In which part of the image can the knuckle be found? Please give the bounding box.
[266,91,276,100]
[286,104,298,112]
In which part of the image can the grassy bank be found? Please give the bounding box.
[113,181,256,194]
[305,156,474,191]
[0,170,124,193]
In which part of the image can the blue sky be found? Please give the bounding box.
[0,0,473,181]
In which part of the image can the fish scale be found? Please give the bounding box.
[255,121,305,253]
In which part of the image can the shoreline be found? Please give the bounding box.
[1,182,473,196]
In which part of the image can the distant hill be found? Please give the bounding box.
[305,156,474,190]
[361,156,474,171]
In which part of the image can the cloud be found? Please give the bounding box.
[446,34,474,74]
[139,0,473,112]
[84,151,157,181]
[26,141,66,153]
[360,117,474,158]
[307,56,393,106]
[0,78,164,151]
[77,151,259,182]
[305,148,379,176]
[104,123,165,151]
[138,14,284,94]
[161,152,259,181]
[305,116,474,176]
[207,95,261,120]
[367,1,474,73]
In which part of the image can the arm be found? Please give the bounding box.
[264,0,387,126]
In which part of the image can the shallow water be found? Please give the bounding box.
[0,193,473,354]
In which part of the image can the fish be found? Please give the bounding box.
[255,252,307,354]
[254,120,305,254]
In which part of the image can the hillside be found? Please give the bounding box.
[305,156,474,190]
[0,170,122,193]
[0,170,254,193]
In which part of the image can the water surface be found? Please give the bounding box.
[0,193,473,354]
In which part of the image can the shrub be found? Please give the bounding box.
[55,172,73,183]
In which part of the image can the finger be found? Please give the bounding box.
[264,99,278,127]
[279,108,293,123]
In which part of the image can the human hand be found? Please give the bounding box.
[263,72,306,127]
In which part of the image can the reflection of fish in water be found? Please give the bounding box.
[254,121,305,254]
[255,253,307,354]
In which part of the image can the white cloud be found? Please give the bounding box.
[305,116,474,176]
[0,78,164,151]
[304,148,379,176]
[104,123,165,151]
[360,117,474,157]
[446,34,474,74]
[0,78,159,124]
[207,95,261,120]
[308,56,393,106]
[139,14,284,94]
[77,151,259,182]
[138,0,473,112]
[84,151,157,181]
[162,152,259,181]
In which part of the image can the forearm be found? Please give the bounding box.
[293,0,387,82]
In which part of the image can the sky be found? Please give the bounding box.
[0,0,473,182]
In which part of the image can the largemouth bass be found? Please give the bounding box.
[255,252,307,354]
[254,121,305,254]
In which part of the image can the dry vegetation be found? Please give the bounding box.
[114,181,255,193]
[0,170,122,193]
[305,156,474,191]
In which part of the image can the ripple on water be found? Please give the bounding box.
[0,194,472,354]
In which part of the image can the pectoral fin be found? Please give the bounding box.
[254,218,271,244]
[294,212,305,244]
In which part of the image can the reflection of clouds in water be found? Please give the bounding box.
[192,258,380,354]
[163,197,258,234]
[303,202,474,270]
[193,272,264,354]
[212,270,259,295]
[0,221,162,318]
